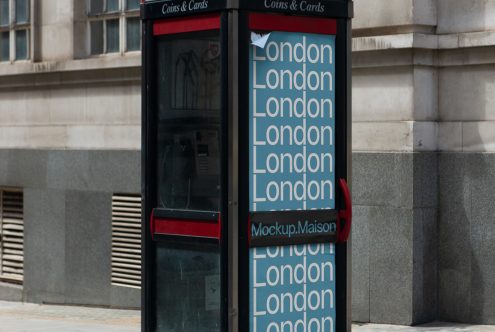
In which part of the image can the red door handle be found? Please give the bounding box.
[337,178,352,243]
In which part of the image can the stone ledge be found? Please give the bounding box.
[353,31,495,52]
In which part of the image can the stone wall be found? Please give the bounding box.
[351,0,495,325]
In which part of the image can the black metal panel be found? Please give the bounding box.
[249,210,338,247]
[141,0,353,19]
[334,16,352,332]
[239,0,353,18]
[141,0,227,19]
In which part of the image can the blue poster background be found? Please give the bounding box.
[249,31,336,332]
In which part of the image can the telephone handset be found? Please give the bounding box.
[158,128,220,211]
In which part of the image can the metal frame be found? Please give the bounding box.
[141,11,230,332]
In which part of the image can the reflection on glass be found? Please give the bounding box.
[106,19,119,53]
[0,31,8,61]
[126,0,140,10]
[156,31,221,211]
[155,241,221,332]
[15,29,27,60]
[90,21,103,54]
[126,17,140,51]
[15,0,28,23]
[0,0,8,26]
[106,0,119,12]
[89,0,104,15]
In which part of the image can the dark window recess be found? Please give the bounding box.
[126,17,140,51]
[106,19,119,53]
[156,30,222,211]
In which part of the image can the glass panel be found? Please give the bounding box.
[15,29,27,59]
[0,0,8,26]
[106,19,119,53]
[155,240,221,332]
[89,0,104,15]
[90,20,103,54]
[156,30,222,211]
[126,17,140,51]
[126,0,139,10]
[106,0,119,12]
[0,31,9,61]
[15,0,28,24]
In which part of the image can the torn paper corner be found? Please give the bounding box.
[251,32,271,49]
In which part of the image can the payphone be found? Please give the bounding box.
[141,0,353,331]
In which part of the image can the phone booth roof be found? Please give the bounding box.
[141,0,353,20]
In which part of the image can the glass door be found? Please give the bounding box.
[153,28,222,332]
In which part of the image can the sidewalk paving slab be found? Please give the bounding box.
[1,301,495,332]
[354,322,495,332]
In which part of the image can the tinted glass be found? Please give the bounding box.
[0,0,8,26]
[15,29,27,59]
[155,241,221,332]
[0,31,9,61]
[126,0,139,10]
[90,20,103,54]
[126,17,140,51]
[106,19,119,53]
[156,30,222,211]
[106,0,119,12]
[89,0,103,15]
[15,0,28,23]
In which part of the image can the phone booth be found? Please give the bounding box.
[141,0,353,331]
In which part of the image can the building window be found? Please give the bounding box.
[111,193,142,289]
[0,188,24,284]
[0,0,30,62]
[88,0,141,55]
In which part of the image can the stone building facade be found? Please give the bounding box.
[0,0,493,326]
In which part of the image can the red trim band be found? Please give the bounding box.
[153,13,221,36]
[249,13,336,35]
[153,216,221,240]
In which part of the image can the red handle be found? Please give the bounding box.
[337,178,352,243]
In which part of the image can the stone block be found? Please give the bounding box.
[352,153,413,208]
[46,150,90,191]
[353,67,414,122]
[368,206,413,325]
[0,282,23,302]
[6,150,48,189]
[88,150,141,194]
[354,0,414,30]
[352,206,370,322]
[23,188,66,304]
[439,65,495,123]
[412,153,438,208]
[64,191,112,306]
[437,0,495,34]
[463,122,495,152]
[438,122,462,152]
[110,286,141,309]
[412,208,437,324]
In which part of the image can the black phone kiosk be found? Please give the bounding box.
[141,1,353,331]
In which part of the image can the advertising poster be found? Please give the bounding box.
[249,31,337,331]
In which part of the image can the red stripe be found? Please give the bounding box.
[154,217,221,239]
[249,13,336,35]
[153,14,220,36]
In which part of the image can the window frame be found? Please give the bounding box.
[0,0,31,63]
[87,0,141,56]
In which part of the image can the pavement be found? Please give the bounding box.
[0,300,494,332]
